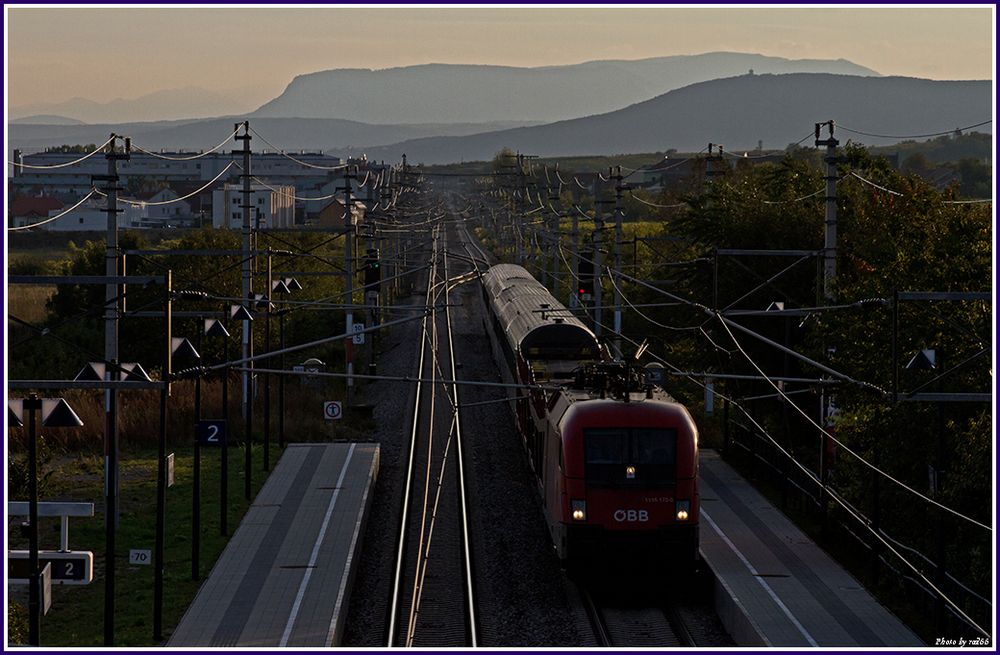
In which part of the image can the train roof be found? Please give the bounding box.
[549,391,693,434]
[482,264,598,358]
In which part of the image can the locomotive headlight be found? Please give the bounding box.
[675,500,691,521]
[571,499,587,521]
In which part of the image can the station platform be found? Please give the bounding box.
[699,449,923,647]
[168,442,379,647]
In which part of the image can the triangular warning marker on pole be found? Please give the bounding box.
[230,305,254,321]
[8,400,24,428]
[41,398,84,428]
[906,349,936,370]
[171,337,201,362]
[120,363,152,382]
[205,319,230,339]
[74,362,106,381]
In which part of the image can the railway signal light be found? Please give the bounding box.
[577,259,595,301]
[363,248,381,291]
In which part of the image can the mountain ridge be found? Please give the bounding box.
[252,52,880,124]
[352,73,991,164]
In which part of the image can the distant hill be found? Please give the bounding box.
[9,86,257,124]
[6,117,542,154]
[356,74,992,165]
[10,114,86,126]
[252,52,879,124]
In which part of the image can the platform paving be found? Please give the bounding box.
[168,442,379,647]
[699,449,923,647]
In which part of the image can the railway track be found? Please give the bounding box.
[580,584,696,647]
[387,223,478,647]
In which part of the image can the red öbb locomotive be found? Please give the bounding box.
[481,264,699,565]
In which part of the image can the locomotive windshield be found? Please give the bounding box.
[584,428,677,486]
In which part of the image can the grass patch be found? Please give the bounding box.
[6,285,55,342]
[7,440,286,647]
[7,370,378,646]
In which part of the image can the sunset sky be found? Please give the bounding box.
[5,5,996,110]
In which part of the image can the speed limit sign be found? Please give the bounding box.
[323,401,343,421]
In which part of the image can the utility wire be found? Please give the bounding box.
[249,127,348,171]
[130,126,240,161]
[850,171,992,205]
[8,313,110,364]
[7,189,98,231]
[95,161,235,206]
[762,187,826,205]
[716,314,990,532]
[628,190,688,209]
[238,166,338,202]
[849,171,904,196]
[622,146,710,179]
[596,253,893,395]
[606,270,739,359]
[712,312,992,636]
[836,119,992,140]
[718,132,815,160]
[8,136,116,169]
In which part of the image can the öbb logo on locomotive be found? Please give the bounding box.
[613,509,649,523]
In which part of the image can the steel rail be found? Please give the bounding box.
[405,227,442,646]
[387,227,435,646]
[444,242,478,646]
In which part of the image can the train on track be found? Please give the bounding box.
[480,264,699,566]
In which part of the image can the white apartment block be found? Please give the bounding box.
[212,184,296,230]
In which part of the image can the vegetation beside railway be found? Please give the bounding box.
[7,229,377,645]
[474,141,992,642]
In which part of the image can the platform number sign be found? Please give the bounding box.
[8,551,94,585]
[323,401,343,421]
[198,419,228,446]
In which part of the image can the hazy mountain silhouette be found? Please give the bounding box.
[7,117,541,154]
[252,53,879,123]
[10,74,989,168]
[9,87,258,124]
[356,74,992,165]
[9,114,87,126]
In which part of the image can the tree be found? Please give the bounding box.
[491,147,518,175]
[901,152,934,176]
[955,158,991,198]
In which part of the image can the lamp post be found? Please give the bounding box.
[191,321,207,581]
[215,314,239,535]
[13,394,83,646]
[256,292,274,471]
[278,278,302,449]
[204,320,233,506]
[231,303,255,501]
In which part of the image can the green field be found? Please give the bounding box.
[7,441,285,646]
